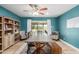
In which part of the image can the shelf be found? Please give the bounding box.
[5,22,13,25]
[0,30,2,31]
[5,29,13,31]
[0,50,2,53]
[15,32,19,34]
[14,24,19,26]
[5,28,13,31]
[0,16,20,53]
[0,43,2,45]
[0,23,2,24]
[0,36,2,38]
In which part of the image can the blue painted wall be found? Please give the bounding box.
[58,5,79,48]
[19,17,58,32]
[51,18,59,31]
[19,17,27,31]
[0,6,20,20]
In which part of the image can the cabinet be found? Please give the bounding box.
[14,21,20,43]
[0,16,20,53]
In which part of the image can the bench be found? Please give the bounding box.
[49,42,62,54]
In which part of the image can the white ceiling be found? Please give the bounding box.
[0,4,77,17]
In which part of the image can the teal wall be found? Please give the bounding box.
[0,6,20,20]
[51,18,59,31]
[19,17,58,32]
[58,5,79,48]
[19,17,27,31]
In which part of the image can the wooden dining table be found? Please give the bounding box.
[26,35,53,54]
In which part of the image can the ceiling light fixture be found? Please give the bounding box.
[29,4,48,15]
[33,12,39,16]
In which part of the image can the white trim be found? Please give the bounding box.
[60,39,79,52]
[27,19,32,32]
[47,19,51,35]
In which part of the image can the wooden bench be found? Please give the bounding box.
[49,42,62,54]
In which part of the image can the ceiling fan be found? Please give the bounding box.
[29,4,48,15]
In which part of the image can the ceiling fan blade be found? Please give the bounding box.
[38,12,44,15]
[29,4,39,11]
[39,8,48,11]
[28,4,47,15]
[29,4,35,7]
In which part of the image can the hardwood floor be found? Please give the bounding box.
[2,41,27,54]
[54,40,79,54]
[2,40,79,54]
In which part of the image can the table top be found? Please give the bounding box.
[26,35,52,43]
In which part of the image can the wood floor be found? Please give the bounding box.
[54,40,79,54]
[2,41,27,54]
[2,40,79,54]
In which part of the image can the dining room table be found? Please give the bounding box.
[26,33,53,54]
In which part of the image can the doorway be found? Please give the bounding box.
[31,21,48,36]
[27,19,51,36]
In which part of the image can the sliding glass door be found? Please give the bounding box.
[27,19,51,36]
[31,21,48,36]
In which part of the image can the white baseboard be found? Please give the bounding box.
[60,39,79,52]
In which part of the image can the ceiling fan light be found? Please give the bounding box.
[46,12,49,15]
[33,12,39,16]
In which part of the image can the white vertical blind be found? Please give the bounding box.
[47,19,51,35]
[27,19,32,32]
